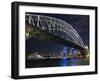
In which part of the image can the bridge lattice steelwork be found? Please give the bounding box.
[26,14,85,48]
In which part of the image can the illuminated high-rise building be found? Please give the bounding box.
[62,47,67,57]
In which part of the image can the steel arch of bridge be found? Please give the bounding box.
[26,14,85,48]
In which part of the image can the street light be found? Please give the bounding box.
[85,45,88,49]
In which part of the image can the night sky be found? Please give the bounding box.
[26,12,89,55]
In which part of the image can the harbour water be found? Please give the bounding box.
[26,58,89,68]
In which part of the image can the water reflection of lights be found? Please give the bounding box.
[60,58,68,66]
[60,47,68,66]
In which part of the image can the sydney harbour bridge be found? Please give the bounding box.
[25,13,87,49]
[25,13,89,57]
[25,13,89,67]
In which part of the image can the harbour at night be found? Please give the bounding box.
[25,12,89,68]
